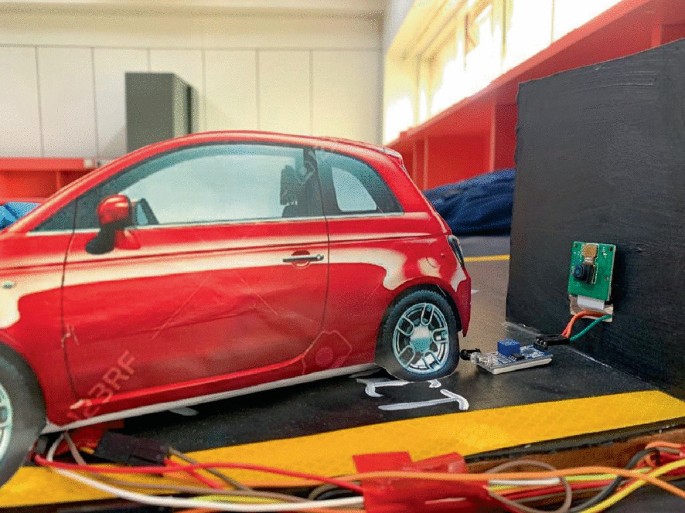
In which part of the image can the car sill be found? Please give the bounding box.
[42,363,377,434]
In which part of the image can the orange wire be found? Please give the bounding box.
[645,442,683,450]
[562,310,602,338]
[642,441,684,467]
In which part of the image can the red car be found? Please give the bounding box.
[0,131,470,483]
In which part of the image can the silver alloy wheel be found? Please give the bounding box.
[392,302,449,375]
[0,382,12,461]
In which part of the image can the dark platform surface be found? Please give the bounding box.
[508,39,685,397]
[119,236,653,453]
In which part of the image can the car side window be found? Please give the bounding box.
[71,143,322,229]
[34,202,76,231]
[316,150,401,216]
[330,167,377,212]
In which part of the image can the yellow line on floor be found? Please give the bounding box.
[464,254,510,262]
[2,390,684,508]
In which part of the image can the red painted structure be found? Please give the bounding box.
[389,0,685,190]
[0,158,97,199]
[0,131,470,437]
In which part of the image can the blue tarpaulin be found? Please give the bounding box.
[0,202,40,229]
[423,168,515,235]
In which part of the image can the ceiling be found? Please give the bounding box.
[0,0,387,16]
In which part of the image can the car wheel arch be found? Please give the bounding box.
[0,342,46,412]
[0,341,48,486]
[374,283,462,359]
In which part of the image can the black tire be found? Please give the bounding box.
[0,346,45,486]
[377,289,459,381]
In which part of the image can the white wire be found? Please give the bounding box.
[489,478,561,486]
[46,435,364,512]
[49,469,364,512]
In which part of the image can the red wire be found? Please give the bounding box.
[33,455,364,494]
[164,457,224,490]
[642,444,684,468]
[562,311,602,338]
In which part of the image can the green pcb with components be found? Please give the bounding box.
[567,241,616,301]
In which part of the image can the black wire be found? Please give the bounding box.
[307,482,359,501]
[168,446,251,491]
[568,447,660,512]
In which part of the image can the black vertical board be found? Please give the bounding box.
[507,39,685,397]
[125,72,198,152]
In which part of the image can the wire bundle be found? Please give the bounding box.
[561,311,612,342]
[486,444,685,513]
[37,433,365,512]
[33,435,685,513]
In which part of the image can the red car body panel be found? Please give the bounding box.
[0,131,471,429]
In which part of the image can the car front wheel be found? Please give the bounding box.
[0,347,45,486]
[378,289,459,381]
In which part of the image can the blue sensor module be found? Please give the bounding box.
[470,344,552,375]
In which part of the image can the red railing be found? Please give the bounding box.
[390,0,685,190]
[0,158,97,200]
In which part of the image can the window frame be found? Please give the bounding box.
[34,142,325,232]
[315,149,403,218]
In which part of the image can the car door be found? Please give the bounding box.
[316,149,423,361]
[62,142,328,410]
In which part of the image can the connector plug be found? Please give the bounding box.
[459,349,481,361]
[533,334,570,351]
[93,432,169,467]
[353,452,502,513]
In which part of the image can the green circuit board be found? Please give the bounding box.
[568,241,616,301]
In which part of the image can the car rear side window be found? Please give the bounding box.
[72,143,322,228]
[316,150,401,216]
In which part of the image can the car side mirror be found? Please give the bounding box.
[86,194,139,254]
[98,194,133,228]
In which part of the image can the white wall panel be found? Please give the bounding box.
[313,50,380,143]
[202,15,381,49]
[38,47,97,157]
[0,9,381,158]
[0,12,380,50]
[0,47,42,157]
[258,51,311,135]
[205,50,258,131]
[94,48,149,159]
[0,12,205,48]
[149,49,206,131]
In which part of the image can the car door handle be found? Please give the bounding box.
[283,253,324,263]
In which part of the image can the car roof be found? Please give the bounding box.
[170,130,403,160]
[3,131,407,234]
